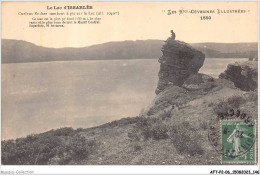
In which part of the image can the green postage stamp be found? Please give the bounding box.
[221,120,256,163]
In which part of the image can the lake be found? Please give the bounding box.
[1,58,247,140]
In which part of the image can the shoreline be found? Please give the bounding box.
[1,57,249,65]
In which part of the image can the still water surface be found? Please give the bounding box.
[1,58,247,139]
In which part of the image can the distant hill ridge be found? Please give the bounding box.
[1,39,258,63]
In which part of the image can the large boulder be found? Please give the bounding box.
[182,73,215,91]
[155,36,205,94]
[219,61,257,91]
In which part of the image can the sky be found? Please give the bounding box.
[2,1,258,48]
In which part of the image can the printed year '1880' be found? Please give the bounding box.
[200,16,211,20]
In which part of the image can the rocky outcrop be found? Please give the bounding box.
[143,76,236,117]
[156,34,205,94]
[219,61,257,91]
[182,73,215,91]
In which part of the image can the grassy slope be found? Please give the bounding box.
[80,80,257,165]
[2,76,257,165]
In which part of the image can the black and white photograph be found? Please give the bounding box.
[0,1,259,173]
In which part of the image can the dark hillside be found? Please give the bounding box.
[2,39,257,63]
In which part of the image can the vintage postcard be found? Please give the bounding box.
[1,1,258,174]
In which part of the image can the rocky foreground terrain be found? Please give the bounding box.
[1,34,258,165]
